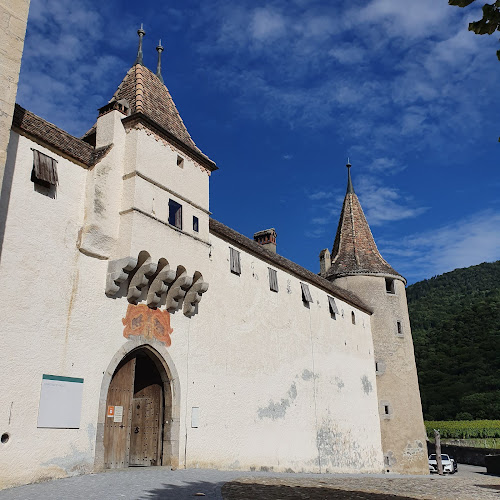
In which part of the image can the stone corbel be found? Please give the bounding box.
[166,270,193,313]
[147,260,176,308]
[127,257,157,304]
[105,257,138,297]
[183,275,209,317]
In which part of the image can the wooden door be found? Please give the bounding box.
[103,357,135,468]
[129,395,161,466]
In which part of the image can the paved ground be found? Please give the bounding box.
[0,465,498,500]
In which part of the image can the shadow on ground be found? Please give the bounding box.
[221,481,424,500]
[141,480,219,499]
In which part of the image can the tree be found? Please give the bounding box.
[449,1,500,60]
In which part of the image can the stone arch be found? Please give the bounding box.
[94,338,181,470]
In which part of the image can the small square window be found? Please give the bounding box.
[385,278,395,294]
[193,216,199,232]
[168,199,182,229]
[268,268,278,292]
[177,155,184,168]
[300,282,313,303]
[229,247,241,275]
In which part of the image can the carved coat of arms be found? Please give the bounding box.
[122,304,173,346]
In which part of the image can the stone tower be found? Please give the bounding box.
[320,162,428,474]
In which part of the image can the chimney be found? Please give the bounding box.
[254,228,277,254]
[319,248,331,276]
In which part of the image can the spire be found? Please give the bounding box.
[324,161,402,281]
[346,158,354,194]
[135,24,146,65]
[156,40,164,84]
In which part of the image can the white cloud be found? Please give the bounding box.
[329,44,366,65]
[308,191,333,201]
[251,8,286,41]
[381,210,500,281]
[357,175,428,226]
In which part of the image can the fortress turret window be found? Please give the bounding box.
[351,311,356,324]
[385,278,395,294]
[396,321,403,336]
[193,216,199,232]
[177,155,184,168]
[168,200,182,229]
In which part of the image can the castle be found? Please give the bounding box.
[0,18,428,488]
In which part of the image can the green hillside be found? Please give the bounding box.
[407,260,500,421]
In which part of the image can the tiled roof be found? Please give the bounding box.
[109,64,216,170]
[325,187,403,281]
[12,104,111,167]
[209,218,373,314]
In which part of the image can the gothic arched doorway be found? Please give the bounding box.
[102,346,174,468]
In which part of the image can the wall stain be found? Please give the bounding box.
[258,382,297,420]
[335,377,345,391]
[301,369,318,381]
[361,375,373,395]
[316,416,369,470]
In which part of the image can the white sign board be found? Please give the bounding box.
[113,406,123,423]
[37,374,84,429]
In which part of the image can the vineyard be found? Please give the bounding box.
[425,420,500,439]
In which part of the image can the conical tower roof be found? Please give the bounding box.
[108,62,215,170]
[325,163,403,281]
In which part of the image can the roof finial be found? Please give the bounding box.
[156,39,164,84]
[135,24,146,65]
[346,158,354,194]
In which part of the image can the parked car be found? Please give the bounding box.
[428,454,458,474]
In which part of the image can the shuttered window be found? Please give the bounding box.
[300,282,313,303]
[229,247,241,275]
[32,149,58,187]
[168,200,182,229]
[328,296,339,317]
[268,268,278,292]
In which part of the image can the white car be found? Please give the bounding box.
[428,453,457,474]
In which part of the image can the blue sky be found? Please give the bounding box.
[17,0,500,284]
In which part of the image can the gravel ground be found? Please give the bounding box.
[0,464,497,500]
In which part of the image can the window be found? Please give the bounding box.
[229,247,241,275]
[32,149,58,187]
[328,296,339,319]
[385,278,395,294]
[375,360,385,375]
[177,155,184,168]
[351,311,356,325]
[380,400,392,419]
[300,282,313,303]
[396,321,403,336]
[384,405,390,415]
[168,199,182,229]
[193,216,199,232]
[268,268,278,292]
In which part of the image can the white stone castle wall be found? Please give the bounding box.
[0,123,383,488]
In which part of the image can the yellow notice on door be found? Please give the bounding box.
[113,406,123,423]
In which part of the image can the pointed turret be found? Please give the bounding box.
[325,161,402,281]
[92,26,216,172]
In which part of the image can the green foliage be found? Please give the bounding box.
[425,420,500,439]
[407,261,500,421]
[449,0,500,60]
